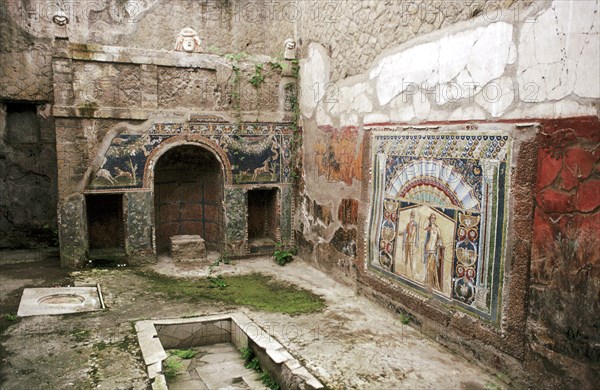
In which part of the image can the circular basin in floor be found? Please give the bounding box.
[37,294,86,306]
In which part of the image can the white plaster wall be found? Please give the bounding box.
[300,0,599,126]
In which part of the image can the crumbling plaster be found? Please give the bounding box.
[301,1,598,125]
[296,1,599,387]
[299,0,599,212]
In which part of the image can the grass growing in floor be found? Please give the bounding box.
[171,349,198,359]
[163,356,183,380]
[139,271,325,315]
[70,328,91,342]
[163,349,198,381]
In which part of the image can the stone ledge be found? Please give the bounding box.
[52,106,149,120]
[0,248,59,265]
[68,43,223,70]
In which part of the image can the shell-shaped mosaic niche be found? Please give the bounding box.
[386,159,480,211]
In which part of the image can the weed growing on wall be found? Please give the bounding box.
[240,347,280,390]
[399,313,411,325]
[269,60,283,71]
[225,51,248,118]
[260,369,280,390]
[241,346,253,362]
[249,63,265,87]
[283,62,302,187]
[246,356,261,371]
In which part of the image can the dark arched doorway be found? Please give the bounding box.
[154,145,223,253]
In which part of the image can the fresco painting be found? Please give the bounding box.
[369,131,511,319]
[89,122,293,190]
[314,126,362,185]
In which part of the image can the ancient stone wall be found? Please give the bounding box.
[0,1,57,249]
[0,1,54,102]
[296,0,599,388]
[1,0,295,101]
[1,0,297,250]
[0,102,58,249]
[51,40,296,266]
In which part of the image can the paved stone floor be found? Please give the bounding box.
[0,255,508,389]
[167,343,266,390]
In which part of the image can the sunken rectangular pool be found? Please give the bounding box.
[135,313,323,390]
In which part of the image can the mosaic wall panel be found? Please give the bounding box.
[280,186,293,241]
[224,187,246,243]
[89,122,294,190]
[367,130,511,320]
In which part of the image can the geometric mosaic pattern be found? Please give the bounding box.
[89,121,294,189]
[368,130,511,320]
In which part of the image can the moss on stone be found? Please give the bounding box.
[77,101,99,117]
[139,271,325,315]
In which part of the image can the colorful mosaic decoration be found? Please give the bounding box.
[89,122,294,189]
[367,130,511,320]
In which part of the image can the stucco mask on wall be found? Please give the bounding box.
[174,27,202,53]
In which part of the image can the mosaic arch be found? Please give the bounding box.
[87,121,294,191]
[368,130,511,320]
[143,137,232,188]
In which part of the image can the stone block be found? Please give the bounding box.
[169,235,207,262]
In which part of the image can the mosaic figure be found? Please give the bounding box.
[423,213,444,291]
[95,168,116,185]
[252,159,273,181]
[403,210,419,275]
[174,27,202,53]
